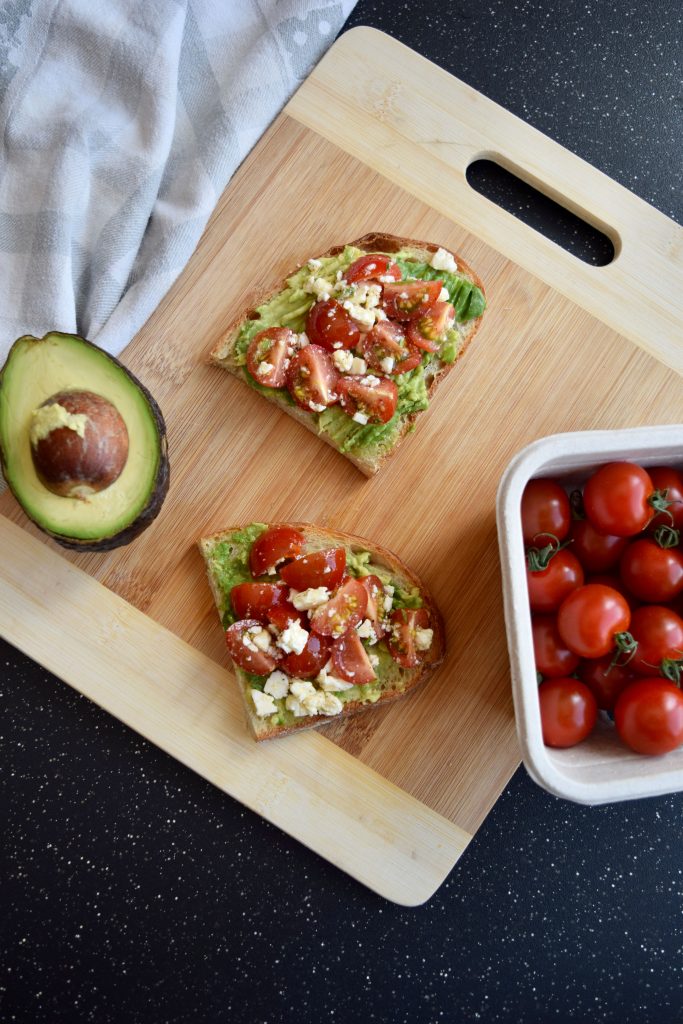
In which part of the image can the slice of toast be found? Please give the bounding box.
[210,232,486,476]
[199,522,446,741]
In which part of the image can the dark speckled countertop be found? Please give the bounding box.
[3,2,683,1022]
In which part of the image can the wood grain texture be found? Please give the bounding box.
[1,30,681,901]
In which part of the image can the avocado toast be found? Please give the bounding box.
[211,233,486,476]
[199,522,445,740]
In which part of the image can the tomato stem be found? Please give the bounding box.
[609,631,638,671]
[653,524,680,549]
[660,657,683,686]
[526,533,571,572]
[648,488,676,527]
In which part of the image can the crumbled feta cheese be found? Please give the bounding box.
[290,587,330,611]
[320,693,343,716]
[438,287,450,303]
[317,660,354,692]
[298,332,310,347]
[264,670,290,699]
[369,653,380,668]
[277,620,309,655]
[251,628,274,653]
[360,375,380,388]
[383,584,395,614]
[379,356,395,374]
[302,690,327,715]
[290,679,317,701]
[378,274,395,284]
[251,689,277,717]
[352,411,369,425]
[333,349,354,372]
[430,247,458,273]
[308,401,326,413]
[307,258,322,269]
[342,300,375,329]
[332,341,343,350]
[375,308,388,321]
[356,619,378,645]
[285,694,309,717]
[257,361,273,376]
[350,357,367,375]
[415,627,434,651]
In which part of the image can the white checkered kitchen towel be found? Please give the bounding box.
[0,0,357,361]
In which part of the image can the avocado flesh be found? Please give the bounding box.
[0,332,169,549]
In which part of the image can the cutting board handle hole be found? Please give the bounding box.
[466,159,615,266]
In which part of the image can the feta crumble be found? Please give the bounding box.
[264,670,290,699]
[430,247,458,273]
[276,620,309,655]
[290,587,330,611]
[352,411,369,425]
[415,627,434,651]
[251,689,277,717]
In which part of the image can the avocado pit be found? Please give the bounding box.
[30,389,129,499]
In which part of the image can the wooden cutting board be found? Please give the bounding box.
[1,28,682,905]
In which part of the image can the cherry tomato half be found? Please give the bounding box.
[230,582,287,621]
[360,320,408,373]
[344,254,401,284]
[557,583,631,659]
[583,461,656,537]
[309,578,369,638]
[250,526,305,577]
[406,302,455,352]
[538,678,598,748]
[532,615,580,678]
[629,605,683,677]
[279,547,346,590]
[225,619,280,675]
[387,607,431,669]
[338,374,398,425]
[286,344,339,412]
[360,574,386,641]
[521,479,571,545]
[526,548,584,613]
[306,299,360,352]
[331,629,377,685]
[620,538,683,603]
[615,678,683,755]
[281,632,331,680]
[382,280,442,321]
[246,327,296,388]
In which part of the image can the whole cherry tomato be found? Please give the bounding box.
[569,517,629,572]
[620,536,683,603]
[521,478,571,545]
[629,605,683,678]
[577,655,636,711]
[557,583,632,659]
[583,462,659,537]
[647,467,683,532]
[532,615,580,677]
[538,678,598,748]
[615,678,683,755]
[526,547,584,613]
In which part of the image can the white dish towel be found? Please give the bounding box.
[0,0,357,361]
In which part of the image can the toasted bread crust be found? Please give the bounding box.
[199,522,445,741]
[210,233,485,476]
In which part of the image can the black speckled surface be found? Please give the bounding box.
[3,3,683,1022]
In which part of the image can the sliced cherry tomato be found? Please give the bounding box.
[338,374,398,425]
[249,526,305,577]
[246,327,296,388]
[306,299,360,352]
[620,537,683,603]
[230,582,287,621]
[382,280,442,321]
[615,678,683,755]
[406,302,455,352]
[387,607,431,669]
[538,678,597,748]
[532,615,580,677]
[526,548,584,613]
[309,577,368,638]
[344,254,401,284]
[331,630,377,685]
[266,601,306,631]
[583,462,658,537]
[392,345,423,374]
[647,466,683,532]
[281,632,331,680]
[569,518,629,572]
[557,583,631,659]
[360,320,407,373]
[225,619,280,675]
[360,574,386,641]
[286,344,339,412]
[629,605,683,677]
[577,655,636,711]
[279,547,346,590]
[520,478,571,545]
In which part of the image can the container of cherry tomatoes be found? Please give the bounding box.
[497,425,683,804]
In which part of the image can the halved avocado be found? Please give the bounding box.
[0,332,169,551]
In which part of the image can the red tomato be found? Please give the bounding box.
[338,374,398,424]
[392,345,422,374]
[360,574,386,641]
[281,632,331,680]
[249,526,305,577]
[225,619,279,675]
[286,344,339,412]
[647,466,683,531]
[246,327,296,388]
[331,630,377,685]
[557,583,632,659]
[306,299,360,352]
[532,615,580,677]
[406,302,455,352]
[615,678,683,755]
[344,254,401,284]
[538,678,598,748]
[586,573,640,613]
[387,607,431,669]
[309,578,369,638]
[620,537,683,603]
[629,605,683,677]
[230,582,287,621]
[526,548,584,613]
[521,479,571,545]
[568,518,629,572]
[279,547,346,590]
[360,320,408,373]
[577,655,636,711]
[382,280,442,320]
[583,461,656,537]
[267,601,306,631]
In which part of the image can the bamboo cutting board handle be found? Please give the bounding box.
[287,27,683,374]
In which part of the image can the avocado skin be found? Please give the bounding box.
[0,332,170,552]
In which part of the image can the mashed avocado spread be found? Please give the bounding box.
[232,246,485,458]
